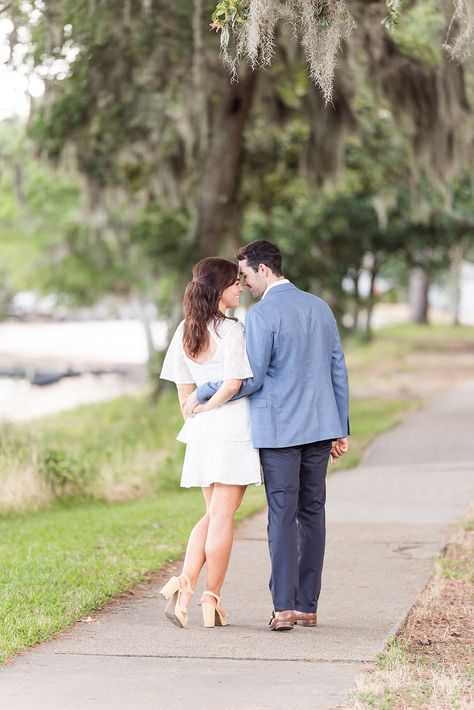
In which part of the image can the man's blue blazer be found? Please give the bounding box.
[196,282,350,448]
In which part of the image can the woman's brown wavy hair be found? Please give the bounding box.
[182,257,238,358]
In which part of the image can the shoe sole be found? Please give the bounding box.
[295,620,317,627]
[164,593,187,628]
[165,610,185,628]
[271,622,295,631]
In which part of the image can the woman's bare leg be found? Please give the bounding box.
[178,485,213,608]
[203,483,246,603]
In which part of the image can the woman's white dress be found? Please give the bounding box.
[160,318,262,488]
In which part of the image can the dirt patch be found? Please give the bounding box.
[401,577,473,666]
[353,519,474,709]
[394,530,474,708]
[398,525,474,668]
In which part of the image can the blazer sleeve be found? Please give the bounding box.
[195,307,272,404]
[331,316,350,436]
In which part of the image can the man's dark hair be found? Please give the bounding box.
[236,240,283,275]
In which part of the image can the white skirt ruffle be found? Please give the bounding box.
[180,441,262,488]
[177,398,262,488]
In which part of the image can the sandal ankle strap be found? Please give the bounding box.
[180,574,194,595]
[202,590,220,602]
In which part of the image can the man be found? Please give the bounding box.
[184,240,349,631]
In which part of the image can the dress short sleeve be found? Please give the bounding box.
[160,321,195,384]
[222,321,253,380]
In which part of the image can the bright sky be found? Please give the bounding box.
[0,18,39,119]
[0,15,76,121]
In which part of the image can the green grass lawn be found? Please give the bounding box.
[0,488,265,663]
[0,394,414,662]
[1,323,467,663]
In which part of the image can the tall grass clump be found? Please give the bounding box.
[0,392,184,514]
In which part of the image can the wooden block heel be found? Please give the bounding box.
[201,591,229,628]
[159,576,180,600]
[160,574,194,628]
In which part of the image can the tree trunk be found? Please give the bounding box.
[190,66,258,256]
[135,294,155,364]
[365,263,378,340]
[353,273,360,333]
[409,267,430,324]
[346,268,361,333]
[450,241,464,326]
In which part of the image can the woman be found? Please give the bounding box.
[159,257,261,629]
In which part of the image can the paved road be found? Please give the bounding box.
[1,380,473,709]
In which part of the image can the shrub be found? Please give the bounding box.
[40,447,96,497]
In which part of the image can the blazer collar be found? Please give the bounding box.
[261,282,297,299]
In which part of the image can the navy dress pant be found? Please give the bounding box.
[260,440,332,613]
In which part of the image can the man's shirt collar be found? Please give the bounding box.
[262,278,290,299]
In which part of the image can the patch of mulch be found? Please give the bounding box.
[397,527,474,667]
[400,579,474,665]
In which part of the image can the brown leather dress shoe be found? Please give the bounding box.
[294,610,317,627]
[268,610,295,631]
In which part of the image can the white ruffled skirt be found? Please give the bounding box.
[177,398,262,488]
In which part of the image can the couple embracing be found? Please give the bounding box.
[160,240,350,631]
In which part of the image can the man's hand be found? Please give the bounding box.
[330,437,349,463]
[182,391,199,419]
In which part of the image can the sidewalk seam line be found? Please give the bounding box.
[50,651,368,664]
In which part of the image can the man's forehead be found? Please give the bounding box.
[238,259,250,272]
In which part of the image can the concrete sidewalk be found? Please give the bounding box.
[1,380,474,709]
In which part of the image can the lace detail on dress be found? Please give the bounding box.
[160,318,252,385]
[160,321,195,384]
[221,321,253,380]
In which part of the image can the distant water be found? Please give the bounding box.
[0,319,168,366]
[0,374,146,422]
[0,319,168,422]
